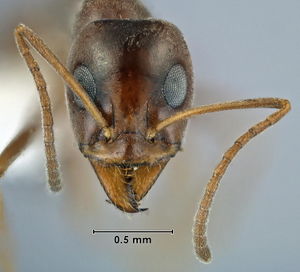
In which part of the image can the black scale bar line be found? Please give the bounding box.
[92,229,174,234]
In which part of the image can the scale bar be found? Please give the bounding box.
[92,229,174,234]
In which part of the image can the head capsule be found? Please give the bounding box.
[66,9,193,212]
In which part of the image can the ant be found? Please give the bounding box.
[0,0,291,263]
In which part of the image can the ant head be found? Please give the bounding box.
[66,20,193,212]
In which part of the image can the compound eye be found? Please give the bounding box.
[163,64,187,108]
[73,65,97,108]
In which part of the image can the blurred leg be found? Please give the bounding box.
[0,122,38,178]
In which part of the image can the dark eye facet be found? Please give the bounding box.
[73,65,97,108]
[163,64,187,108]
